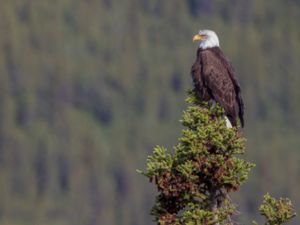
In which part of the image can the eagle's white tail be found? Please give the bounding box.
[224,116,232,128]
[210,100,233,128]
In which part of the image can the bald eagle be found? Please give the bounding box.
[191,30,244,128]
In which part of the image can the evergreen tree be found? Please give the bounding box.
[140,90,295,225]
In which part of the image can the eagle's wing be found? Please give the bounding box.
[191,51,211,101]
[200,48,243,126]
[214,49,244,127]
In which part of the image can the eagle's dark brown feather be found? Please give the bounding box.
[191,47,244,127]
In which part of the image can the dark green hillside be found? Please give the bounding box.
[0,0,299,224]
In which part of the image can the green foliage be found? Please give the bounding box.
[141,146,173,177]
[141,91,295,225]
[141,91,254,224]
[253,193,296,225]
[179,199,236,225]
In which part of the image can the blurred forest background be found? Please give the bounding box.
[0,0,299,224]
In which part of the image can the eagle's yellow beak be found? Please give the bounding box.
[193,34,203,42]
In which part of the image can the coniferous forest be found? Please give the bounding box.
[0,0,299,224]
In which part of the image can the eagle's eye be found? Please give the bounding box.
[199,34,208,39]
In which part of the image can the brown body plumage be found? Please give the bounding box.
[191,47,244,127]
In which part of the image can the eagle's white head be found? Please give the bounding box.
[193,30,220,50]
